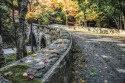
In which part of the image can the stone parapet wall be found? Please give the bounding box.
[71,26,125,35]
[0,25,72,83]
[42,31,72,83]
[86,27,125,34]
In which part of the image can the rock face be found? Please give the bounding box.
[0,76,11,83]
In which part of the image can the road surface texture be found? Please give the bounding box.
[70,31,125,83]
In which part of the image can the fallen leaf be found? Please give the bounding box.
[45,53,49,56]
[4,71,13,76]
[42,59,48,63]
[80,79,85,83]
[23,73,28,77]
[32,53,37,56]
[28,74,34,79]
[41,48,44,51]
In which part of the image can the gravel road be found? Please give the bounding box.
[70,31,125,83]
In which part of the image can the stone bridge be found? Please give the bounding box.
[26,24,60,51]
[0,24,73,83]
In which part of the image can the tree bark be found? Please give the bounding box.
[11,0,18,48]
[16,0,29,60]
[66,13,68,26]
[0,7,5,67]
[123,15,125,28]
[31,23,34,53]
[83,11,87,27]
[29,1,34,53]
[113,17,119,29]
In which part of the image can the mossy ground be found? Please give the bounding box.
[0,65,42,83]
[4,51,33,65]
[4,54,16,65]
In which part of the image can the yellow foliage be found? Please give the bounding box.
[25,0,102,24]
[54,3,62,8]
[86,11,102,21]
[85,0,88,3]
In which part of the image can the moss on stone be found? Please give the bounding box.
[0,65,42,83]
[4,54,16,65]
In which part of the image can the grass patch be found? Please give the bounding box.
[4,54,16,65]
[27,51,33,55]
[0,65,41,83]
[4,51,33,65]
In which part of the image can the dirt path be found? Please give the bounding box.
[70,31,125,83]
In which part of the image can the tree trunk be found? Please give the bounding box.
[122,14,125,29]
[121,0,125,29]
[83,11,87,27]
[84,21,87,27]
[113,17,119,29]
[31,23,34,53]
[0,36,4,67]
[11,0,18,48]
[11,0,15,24]
[66,14,68,26]
[0,7,5,67]
[124,16,125,29]
[16,0,29,60]
[64,0,68,26]
[29,1,34,53]
[119,15,122,29]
